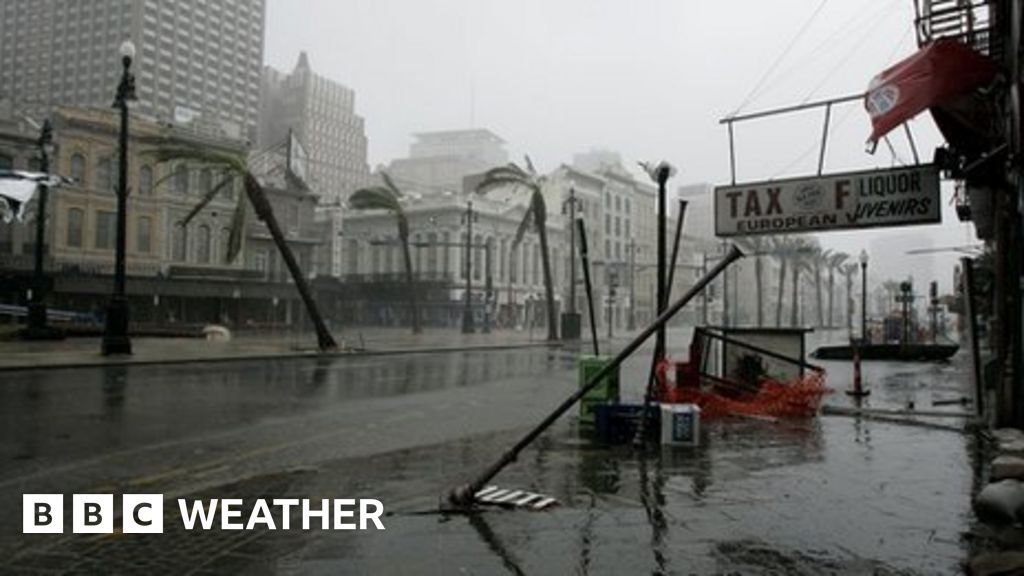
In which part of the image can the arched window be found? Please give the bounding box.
[347,239,359,275]
[473,234,482,280]
[220,227,233,264]
[96,157,113,192]
[172,224,188,262]
[199,168,213,196]
[94,211,115,249]
[174,164,189,195]
[136,216,152,254]
[426,232,438,275]
[197,224,211,264]
[138,165,153,196]
[66,208,84,247]
[69,153,86,183]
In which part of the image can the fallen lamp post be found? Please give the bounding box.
[447,244,743,509]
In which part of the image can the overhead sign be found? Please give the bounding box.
[714,164,941,237]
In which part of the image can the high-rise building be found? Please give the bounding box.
[388,129,508,193]
[0,0,266,141]
[258,52,371,201]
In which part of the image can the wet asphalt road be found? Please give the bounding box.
[0,330,989,574]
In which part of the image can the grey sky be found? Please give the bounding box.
[266,0,976,293]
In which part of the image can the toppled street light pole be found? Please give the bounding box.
[447,244,744,508]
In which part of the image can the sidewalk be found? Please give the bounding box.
[0,327,562,372]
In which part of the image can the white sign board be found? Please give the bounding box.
[714,164,941,237]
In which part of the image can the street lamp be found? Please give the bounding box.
[461,200,476,334]
[23,119,62,340]
[859,249,869,344]
[102,39,136,356]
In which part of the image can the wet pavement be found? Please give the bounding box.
[0,328,990,574]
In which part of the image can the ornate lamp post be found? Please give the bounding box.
[859,249,869,344]
[102,40,136,356]
[23,119,62,340]
[461,200,476,334]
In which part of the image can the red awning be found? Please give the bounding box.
[865,39,998,148]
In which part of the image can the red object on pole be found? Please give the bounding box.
[865,39,998,148]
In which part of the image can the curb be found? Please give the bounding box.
[0,340,567,374]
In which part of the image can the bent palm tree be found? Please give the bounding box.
[350,172,421,334]
[475,157,558,341]
[147,145,337,351]
[788,238,814,327]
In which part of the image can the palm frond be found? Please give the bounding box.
[180,177,236,227]
[379,170,403,197]
[523,155,537,176]
[475,175,527,196]
[350,187,402,213]
[142,144,247,174]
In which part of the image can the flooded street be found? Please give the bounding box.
[2,329,986,574]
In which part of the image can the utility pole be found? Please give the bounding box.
[628,237,636,331]
[23,119,61,340]
[462,200,475,334]
[560,186,581,339]
[483,240,493,333]
[702,253,709,325]
[607,270,617,340]
[721,243,730,327]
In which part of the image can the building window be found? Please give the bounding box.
[136,216,152,254]
[426,232,438,275]
[0,154,13,170]
[139,165,153,196]
[605,214,611,233]
[442,231,450,275]
[174,164,189,194]
[96,157,113,192]
[347,238,359,274]
[199,168,213,196]
[66,208,84,247]
[197,224,211,264]
[473,234,482,280]
[94,210,115,249]
[69,153,86,183]
[287,204,299,233]
[221,227,233,263]
[625,198,631,215]
[172,224,188,262]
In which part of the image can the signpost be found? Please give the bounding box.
[714,164,941,237]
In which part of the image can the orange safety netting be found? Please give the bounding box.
[655,359,832,419]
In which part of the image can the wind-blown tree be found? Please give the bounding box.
[737,236,769,327]
[835,261,860,330]
[770,236,792,327]
[812,247,829,327]
[475,156,557,341]
[839,262,859,331]
[350,171,421,334]
[147,146,337,351]
[788,238,814,327]
[826,251,849,328]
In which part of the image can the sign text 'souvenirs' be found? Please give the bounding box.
[713,164,941,237]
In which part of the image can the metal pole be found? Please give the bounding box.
[702,254,709,325]
[817,103,832,176]
[577,219,599,355]
[861,261,868,343]
[722,244,730,327]
[962,257,985,419]
[484,240,492,334]
[25,119,59,339]
[102,51,135,356]
[462,201,475,334]
[607,271,615,341]
[628,238,636,331]
[655,167,669,373]
[568,187,577,314]
[447,245,744,507]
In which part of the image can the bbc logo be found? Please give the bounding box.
[23,494,163,534]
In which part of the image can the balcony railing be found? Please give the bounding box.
[916,0,1001,59]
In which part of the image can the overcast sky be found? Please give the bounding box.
[266,0,978,293]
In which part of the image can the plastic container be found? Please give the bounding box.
[660,403,700,446]
[578,355,620,425]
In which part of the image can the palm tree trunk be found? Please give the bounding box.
[244,174,336,351]
[776,259,787,327]
[845,275,854,331]
[398,223,422,334]
[815,264,824,327]
[828,268,835,328]
[755,254,764,327]
[790,262,800,327]
[535,198,558,341]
